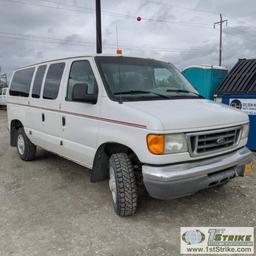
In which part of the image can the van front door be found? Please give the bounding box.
[60,60,100,168]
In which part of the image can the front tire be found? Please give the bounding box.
[109,153,138,217]
[16,128,36,161]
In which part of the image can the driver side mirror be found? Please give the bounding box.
[72,83,98,104]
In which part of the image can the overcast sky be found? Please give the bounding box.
[0,0,255,78]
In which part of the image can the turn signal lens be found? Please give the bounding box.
[147,134,165,155]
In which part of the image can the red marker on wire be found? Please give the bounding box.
[137,16,142,22]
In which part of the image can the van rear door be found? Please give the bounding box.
[28,62,65,154]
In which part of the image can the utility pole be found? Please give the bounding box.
[214,13,228,66]
[96,0,102,54]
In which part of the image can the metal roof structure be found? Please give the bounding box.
[216,58,256,95]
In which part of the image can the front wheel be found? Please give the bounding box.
[109,153,138,217]
[16,128,37,161]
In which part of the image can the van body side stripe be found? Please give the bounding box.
[7,102,147,129]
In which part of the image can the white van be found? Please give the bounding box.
[0,87,8,106]
[7,55,253,216]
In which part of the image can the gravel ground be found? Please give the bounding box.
[0,109,255,256]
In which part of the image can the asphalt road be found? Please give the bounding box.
[0,109,255,256]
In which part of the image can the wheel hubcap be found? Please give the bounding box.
[17,134,25,155]
[109,166,117,204]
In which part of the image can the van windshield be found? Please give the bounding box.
[95,56,201,102]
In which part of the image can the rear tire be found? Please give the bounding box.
[16,128,36,161]
[109,153,138,217]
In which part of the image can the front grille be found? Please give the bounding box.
[187,126,242,157]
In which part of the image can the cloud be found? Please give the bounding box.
[0,0,255,79]
[196,0,256,18]
[168,25,256,70]
[222,26,256,66]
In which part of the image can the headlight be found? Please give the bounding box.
[147,134,188,155]
[165,134,188,153]
[242,123,249,139]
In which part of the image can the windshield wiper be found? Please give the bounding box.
[114,90,150,95]
[114,90,170,99]
[166,89,203,98]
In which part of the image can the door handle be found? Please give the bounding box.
[42,113,45,122]
[62,116,66,127]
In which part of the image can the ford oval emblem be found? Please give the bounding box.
[217,137,226,144]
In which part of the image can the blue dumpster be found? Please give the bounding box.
[215,58,256,150]
[182,65,228,100]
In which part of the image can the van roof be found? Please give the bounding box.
[19,54,112,69]
[19,54,157,70]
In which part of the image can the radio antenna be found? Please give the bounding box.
[116,24,119,50]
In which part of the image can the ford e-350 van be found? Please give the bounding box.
[7,55,253,216]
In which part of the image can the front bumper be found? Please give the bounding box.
[142,147,253,200]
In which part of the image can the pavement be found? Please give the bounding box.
[0,109,255,256]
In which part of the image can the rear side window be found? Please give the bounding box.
[43,62,65,100]
[10,68,35,97]
[32,65,47,98]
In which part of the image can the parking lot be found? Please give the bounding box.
[0,109,255,256]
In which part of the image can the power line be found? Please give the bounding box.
[0,31,209,54]
[0,0,92,14]
[140,17,212,29]
[35,0,90,9]
[0,31,97,46]
[34,0,217,23]
[0,0,136,18]
[33,0,133,18]
[0,0,213,30]
[36,0,218,17]
[146,0,219,15]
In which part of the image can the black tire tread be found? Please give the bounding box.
[17,128,36,161]
[110,153,138,217]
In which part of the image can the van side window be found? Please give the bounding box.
[9,68,35,97]
[66,61,98,101]
[43,62,65,100]
[32,65,47,98]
